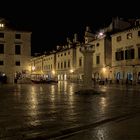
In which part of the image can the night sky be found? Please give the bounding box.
[0,1,139,55]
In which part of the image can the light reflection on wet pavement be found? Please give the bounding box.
[0,82,140,139]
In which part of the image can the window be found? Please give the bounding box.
[0,44,4,54]
[138,31,140,36]
[15,34,21,39]
[15,61,20,66]
[58,62,59,69]
[125,49,134,60]
[96,56,100,64]
[115,51,124,61]
[138,48,140,59]
[0,33,4,38]
[79,57,82,67]
[64,61,66,68]
[135,21,140,26]
[61,62,63,69]
[127,33,132,39]
[0,60,4,65]
[116,36,121,42]
[68,60,70,68]
[15,45,21,54]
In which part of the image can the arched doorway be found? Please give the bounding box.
[126,72,133,84]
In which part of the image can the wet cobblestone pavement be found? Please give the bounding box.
[0,82,140,140]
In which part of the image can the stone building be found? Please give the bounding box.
[111,22,140,84]
[30,17,140,85]
[0,18,31,83]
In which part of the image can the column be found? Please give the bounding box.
[80,44,94,89]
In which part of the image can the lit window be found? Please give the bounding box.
[127,33,132,39]
[0,24,4,28]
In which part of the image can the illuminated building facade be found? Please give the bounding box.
[30,29,112,83]
[31,17,140,84]
[0,18,31,83]
[112,19,140,84]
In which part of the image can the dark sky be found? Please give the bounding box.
[0,1,139,55]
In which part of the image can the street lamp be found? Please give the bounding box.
[70,69,74,81]
[70,69,74,73]
[32,66,35,71]
[52,70,55,75]
[102,67,106,73]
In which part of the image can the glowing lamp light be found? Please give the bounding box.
[102,67,106,73]
[2,73,5,76]
[32,66,35,71]
[70,69,74,73]
[99,32,103,36]
[52,70,55,75]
